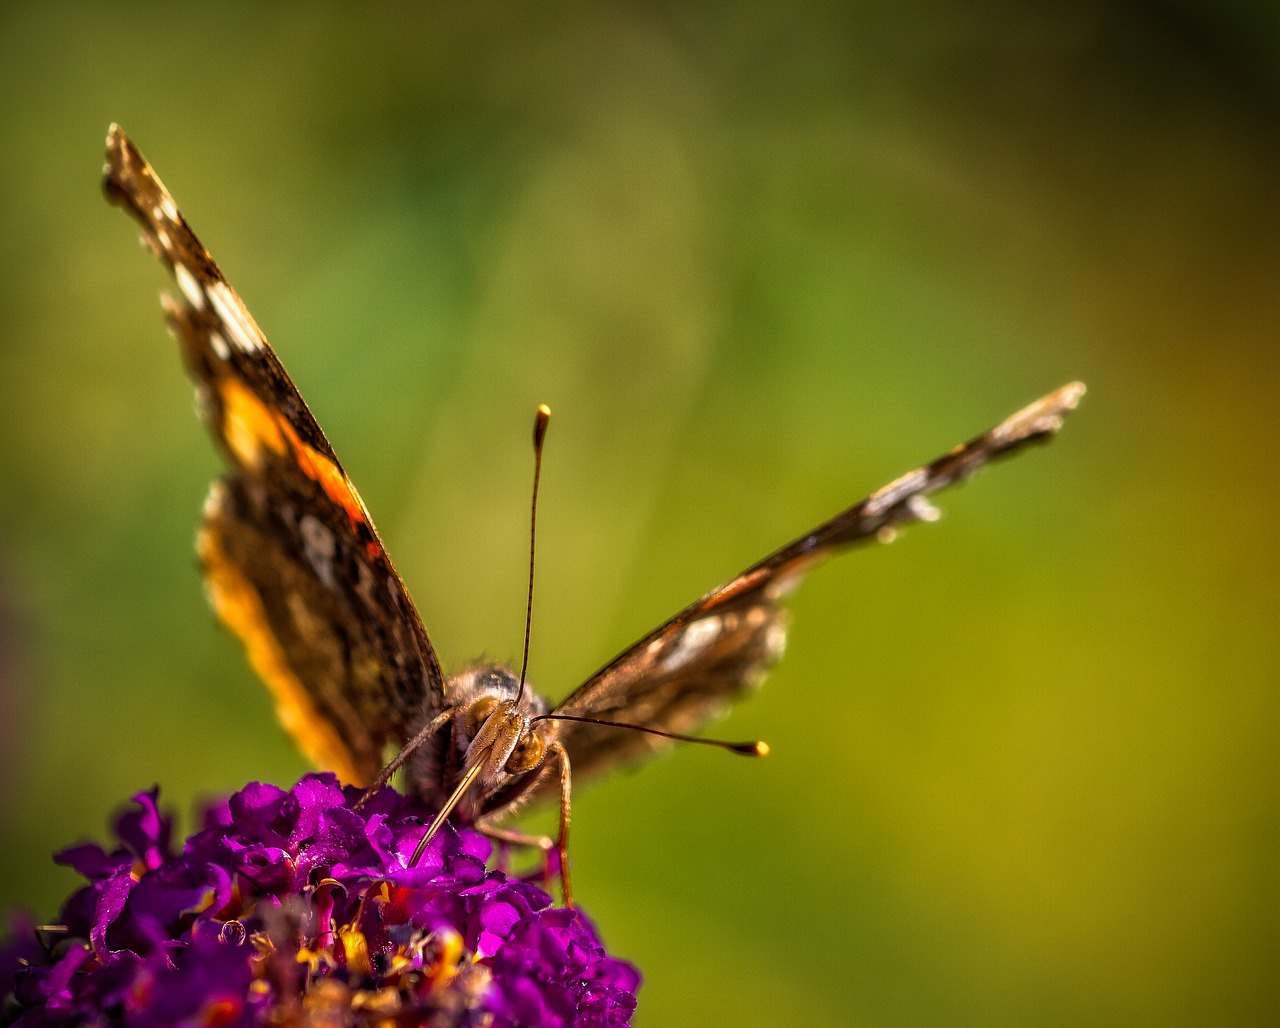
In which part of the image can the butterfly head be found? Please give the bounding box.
[461,691,546,779]
[408,665,552,819]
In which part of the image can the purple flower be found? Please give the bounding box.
[1,774,639,1026]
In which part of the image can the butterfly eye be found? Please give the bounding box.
[504,731,545,774]
[464,696,500,739]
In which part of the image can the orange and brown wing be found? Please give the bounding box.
[103,125,444,784]
[542,383,1085,784]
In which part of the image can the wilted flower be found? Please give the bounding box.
[1,774,638,1026]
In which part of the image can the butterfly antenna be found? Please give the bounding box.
[533,713,769,757]
[517,404,551,704]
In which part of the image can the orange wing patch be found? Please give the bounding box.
[219,377,288,467]
[198,510,368,785]
[217,377,377,557]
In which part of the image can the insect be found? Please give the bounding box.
[103,124,1083,904]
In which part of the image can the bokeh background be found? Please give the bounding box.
[1,2,1276,1024]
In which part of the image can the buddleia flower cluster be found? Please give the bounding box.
[1,774,638,1026]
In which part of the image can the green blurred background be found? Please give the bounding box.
[1,2,1276,1024]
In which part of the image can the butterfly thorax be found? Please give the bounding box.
[404,665,553,822]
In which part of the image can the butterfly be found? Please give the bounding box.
[103,124,1083,903]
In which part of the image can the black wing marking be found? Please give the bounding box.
[104,125,445,783]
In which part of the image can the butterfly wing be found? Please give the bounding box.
[543,383,1085,782]
[103,125,445,786]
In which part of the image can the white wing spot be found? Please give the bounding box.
[160,196,179,220]
[174,262,205,310]
[207,281,264,353]
[354,558,377,609]
[866,468,928,517]
[660,616,721,673]
[208,330,231,361]
[907,495,941,522]
[201,480,228,518]
[299,514,338,590]
[764,619,788,662]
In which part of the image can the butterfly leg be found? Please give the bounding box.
[476,823,554,850]
[354,707,457,810]
[474,822,551,876]
[477,742,574,905]
[548,741,573,907]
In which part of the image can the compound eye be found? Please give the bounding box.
[464,696,500,739]
[505,732,545,774]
